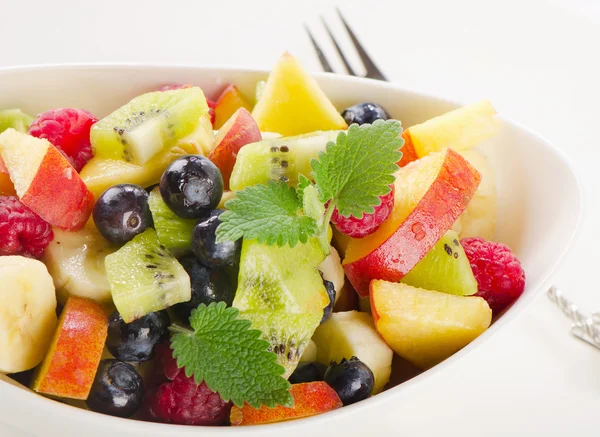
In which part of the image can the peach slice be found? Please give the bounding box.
[213,84,253,130]
[370,280,491,369]
[0,129,94,231]
[343,148,481,296]
[31,296,108,400]
[252,53,348,136]
[208,108,261,190]
[230,382,342,425]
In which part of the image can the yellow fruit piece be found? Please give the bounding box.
[0,256,57,373]
[452,150,497,240]
[408,100,498,158]
[371,280,491,369]
[312,311,393,394]
[252,53,348,136]
[81,114,213,198]
[217,190,237,209]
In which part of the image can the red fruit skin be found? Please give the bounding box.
[156,84,193,92]
[29,108,98,172]
[144,343,231,426]
[331,185,395,238]
[0,196,53,258]
[207,99,216,126]
[461,237,525,315]
[208,107,261,190]
[20,145,94,231]
[344,149,481,296]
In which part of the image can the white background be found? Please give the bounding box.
[1,0,599,435]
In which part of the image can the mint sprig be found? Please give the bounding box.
[216,120,403,251]
[312,120,403,218]
[170,302,293,408]
[216,181,317,248]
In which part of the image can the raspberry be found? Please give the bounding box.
[0,196,53,258]
[144,343,231,426]
[461,237,525,315]
[157,84,216,125]
[331,185,395,238]
[29,108,98,172]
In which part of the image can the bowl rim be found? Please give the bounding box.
[0,63,585,435]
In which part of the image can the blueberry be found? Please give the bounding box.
[86,360,144,418]
[173,255,237,320]
[324,357,374,405]
[320,279,336,324]
[93,184,153,245]
[106,310,170,362]
[159,156,223,219]
[341,103,390,126]
[289,361,328,384]
[192,209,241,268]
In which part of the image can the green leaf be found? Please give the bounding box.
[216,181,318,247]
[311,120,403,218]
[296,174,312,205]
[171,302,294,409]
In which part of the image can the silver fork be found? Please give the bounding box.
[305,8,388,81]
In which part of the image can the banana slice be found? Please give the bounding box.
[312,311,393,394]
[318,246,345,304]
[43,223,116,305]
[452,149,497,240]
[0,256,58,373]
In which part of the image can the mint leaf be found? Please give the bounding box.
[171,302,294,409]
[216,181,318,247]
[296,174,312,205]
[311,120,403,218]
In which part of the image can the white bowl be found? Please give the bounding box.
[0,65,582,437]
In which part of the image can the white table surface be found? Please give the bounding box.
[1,0,599,435]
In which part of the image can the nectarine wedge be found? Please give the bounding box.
[343,148,481,296]
[208,108,261,190]
[31,296,108,400]
[0,129,94,231]
[213,84,253,129]
[370,280,491,369]
[230,382,342,425]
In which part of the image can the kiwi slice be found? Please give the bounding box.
[229,130,340,191]
[401,230,478,296]
[0,109,34,133]
[233,238,328,378]
[148,187,196,254]
[91,87,208,165]
[105,229,191,323]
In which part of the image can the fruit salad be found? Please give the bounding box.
[0,53,526,426]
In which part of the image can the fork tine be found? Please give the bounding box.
[320,16,357,76]
[336,8,388,81]
[304,24,334,73]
